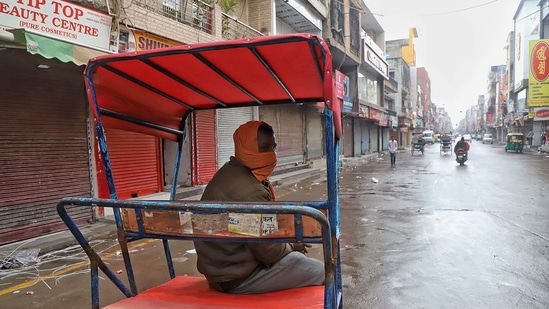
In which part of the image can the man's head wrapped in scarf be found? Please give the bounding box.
[233,121,277,200]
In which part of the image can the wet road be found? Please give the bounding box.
[338,142,549,308]
[1,142,548,308]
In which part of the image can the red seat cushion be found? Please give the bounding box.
[103,276,324,309]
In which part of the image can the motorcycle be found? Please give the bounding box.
[455,148,467,166]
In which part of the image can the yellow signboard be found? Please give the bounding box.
[114,25,182,53]
[528,39,549,107]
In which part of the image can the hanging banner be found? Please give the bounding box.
[335,70,348,99]
[528,39,549,107]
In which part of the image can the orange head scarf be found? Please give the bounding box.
[233,121,277,200]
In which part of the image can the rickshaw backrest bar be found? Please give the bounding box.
[57,197,337,308]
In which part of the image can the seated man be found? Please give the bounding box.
[441,134,452,145]
[412,133,424,145]
[193,120,324,294]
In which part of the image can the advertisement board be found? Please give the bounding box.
[0,0,111,50]
[528,39,549,107]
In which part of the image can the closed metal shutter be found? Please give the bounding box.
[216,107,253,169]
[0,51,92,244]
[101,129,162,199]
[305,105,323,160]
[260,105,304,164]
[343,117,354,157]
[361,119,371,154]
[353,118,362,156]
[371,124,379,152]
[192,110,217,185]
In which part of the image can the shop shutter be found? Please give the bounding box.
[101,128,162,199]
[353,118,362,156]
[192,110,217,185]
[371,124,379,152]
[305,105,323,160]
[216,107,253,169]
[361,120,371,154]
[0,51,92,244]
[343,117,354,157]
[260,105,304,165]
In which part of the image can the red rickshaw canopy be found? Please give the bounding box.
[84,33,340,141]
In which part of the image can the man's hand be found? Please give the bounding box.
[291,243,312,254]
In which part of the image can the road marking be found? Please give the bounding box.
[0,239,156,296]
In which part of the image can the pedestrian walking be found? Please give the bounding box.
[388,137,398,168]
[527,130,534,145]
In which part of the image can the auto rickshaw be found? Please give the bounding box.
[505,133,524,153]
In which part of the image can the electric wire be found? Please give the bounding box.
[0,240,120,290]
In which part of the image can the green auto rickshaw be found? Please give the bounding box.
[505,133,524,153]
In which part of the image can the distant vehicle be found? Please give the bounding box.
[475,134,483,141]
[422,130,435,144]
[463,134,472,142]
[482,133,494,144]
[505,133,524,153]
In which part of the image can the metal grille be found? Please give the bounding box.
[133,0,214,34]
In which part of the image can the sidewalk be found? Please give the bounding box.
[0,153,383,258]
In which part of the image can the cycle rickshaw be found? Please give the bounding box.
[57,34,343,309]
[439,133,452,155]
[411,132,425,155]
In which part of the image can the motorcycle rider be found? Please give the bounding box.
[454,137,470,159]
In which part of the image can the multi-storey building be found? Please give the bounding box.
[0,0,397,244]
[0,0,256,244]
[530,0,549,146]
[386,38,413,144]
[345,2,391,156]
[511,0,539,139]
[416,67,432,130]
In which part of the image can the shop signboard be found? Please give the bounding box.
[0,0,112,50]
[534,107,549,120]
[342,96,353,113]
[528,39,549,107]
[114,25,183,53]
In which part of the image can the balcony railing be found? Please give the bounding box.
[221,12,264,40]
[134,0,214,35]
[349,2,360,57]
[130,1,263,40]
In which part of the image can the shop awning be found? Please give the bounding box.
[0,29,110,66]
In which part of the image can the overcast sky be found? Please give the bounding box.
[366,0,520,126]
